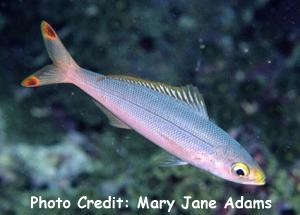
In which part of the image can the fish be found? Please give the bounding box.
[21,21,265,185]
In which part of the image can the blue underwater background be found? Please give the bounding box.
[0,0,300,214]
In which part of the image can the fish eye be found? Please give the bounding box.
[231,162,250,177]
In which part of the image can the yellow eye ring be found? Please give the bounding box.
[231,162,250,177]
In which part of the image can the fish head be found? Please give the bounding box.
[194,145,266,185]
[225,160,265,185]
[217,151,265,185]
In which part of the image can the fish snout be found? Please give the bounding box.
[251,167,266,185]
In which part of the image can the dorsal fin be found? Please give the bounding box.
[107,75,209,119]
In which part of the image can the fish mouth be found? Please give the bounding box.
[251,167,266,185]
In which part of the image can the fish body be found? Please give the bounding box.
[21,21,265,185]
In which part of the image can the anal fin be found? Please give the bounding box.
[93,100,131,129]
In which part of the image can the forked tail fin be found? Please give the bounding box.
[21,21,80,87]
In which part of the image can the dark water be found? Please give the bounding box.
[0,0,299,214]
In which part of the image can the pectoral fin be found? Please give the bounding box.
[160,155,188,167]
[93,100,131,129]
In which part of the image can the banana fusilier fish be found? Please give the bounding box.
[21,21,265,185]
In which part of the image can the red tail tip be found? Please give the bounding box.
[41,21,57,40]
[21,76,41,87]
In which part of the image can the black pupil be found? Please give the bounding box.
[236,169,245,176]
